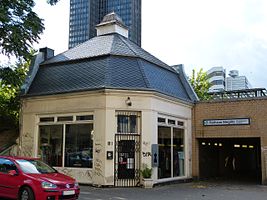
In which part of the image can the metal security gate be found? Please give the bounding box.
[114,134,140,187]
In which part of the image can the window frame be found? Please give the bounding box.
[38,113,94,169]
[157,115,186,128]
[157,114,186,179]
[116,111,141,134]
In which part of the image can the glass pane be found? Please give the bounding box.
[0,159,17,173]
[177,121,184,126]
[76,115,93,121]
[39,125,63,167]
[40,117,54,122]
[65,124,93,168]
[57,116,73,122]
[129,115,137,133]
[173,128,185,177]
[17,159,57,174]
[117,115,137,133]
[158,117,166,123]
[168,119,175,125]
[158,126,171,179]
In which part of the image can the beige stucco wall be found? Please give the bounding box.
[21,89,193,185]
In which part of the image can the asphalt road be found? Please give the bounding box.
[79,181,267,200]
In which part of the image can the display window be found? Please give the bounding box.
[158,116,185,179]
[38,114,93,168]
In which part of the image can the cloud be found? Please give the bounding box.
[142,0,267,88]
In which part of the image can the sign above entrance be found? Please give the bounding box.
[203,118,250,126]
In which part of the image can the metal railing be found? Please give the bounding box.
[0,142,17,156]
[209,88,267,100]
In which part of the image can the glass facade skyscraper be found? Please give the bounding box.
[99,0,141,46]
[69,0,141,49]
[69,0,98,49]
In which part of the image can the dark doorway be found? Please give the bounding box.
[199,138,261,183]
[117,140,136,179]
[114,134,140,187]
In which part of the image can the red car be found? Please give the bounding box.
[0,156,80,200]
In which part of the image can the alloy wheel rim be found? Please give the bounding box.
[21,190,29,200]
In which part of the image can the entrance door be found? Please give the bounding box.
[114,111,141,187]
[118,140,135,179]
[114,134,140,187]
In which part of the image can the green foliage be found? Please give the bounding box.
[0,56,32,131]
[0,0,44,59]
[189,68,211,100]
[140,164,152,179]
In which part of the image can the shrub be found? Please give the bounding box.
[141,164,152,179]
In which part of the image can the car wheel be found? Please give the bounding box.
[19,187,35,200]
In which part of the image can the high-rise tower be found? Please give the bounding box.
[69,0,141,49]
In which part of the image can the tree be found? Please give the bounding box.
[0,1,58,131]
[189,68,211,100]
[0,56,32,131]
[0,0,44,59]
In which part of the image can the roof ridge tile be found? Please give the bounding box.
[137,58,151,88]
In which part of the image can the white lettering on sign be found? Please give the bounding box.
[203,118,250,126]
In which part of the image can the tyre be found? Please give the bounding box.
[19,187,35,200]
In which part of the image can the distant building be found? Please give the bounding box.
[207,67,252,92]
[207,67,226,93]
[69,0,141,49]
[99,0,141,46]
[69,0,99,49]
[226,70,252,91]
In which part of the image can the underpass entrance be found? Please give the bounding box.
[199,138,261,183]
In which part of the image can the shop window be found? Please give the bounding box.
[173,128,184,177]
[117,114,137,133]
[39,125,63,167]
[65,124,93,168]
[158,126,171,179]
[158,126,185,179]
[39,114,94,169]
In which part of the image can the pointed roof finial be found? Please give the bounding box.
[96,12,129,38]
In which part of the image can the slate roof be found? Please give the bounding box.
[43,33,170,70]
[25,34,197,103]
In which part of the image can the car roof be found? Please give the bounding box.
[0,156,40,161]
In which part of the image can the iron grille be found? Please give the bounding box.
[114,134,141,187]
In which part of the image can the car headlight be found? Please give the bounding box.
[41,181,57,189]
[74,181,79,187]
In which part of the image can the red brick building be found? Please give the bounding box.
[193,89,267,184]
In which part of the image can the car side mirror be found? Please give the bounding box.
[8,170,18,176]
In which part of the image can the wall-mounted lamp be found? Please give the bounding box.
[125,97,132,106]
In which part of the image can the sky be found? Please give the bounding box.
[31,0,267,88]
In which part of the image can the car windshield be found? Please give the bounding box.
[16,159,57,174]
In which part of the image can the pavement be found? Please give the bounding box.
[78,181,267,200]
